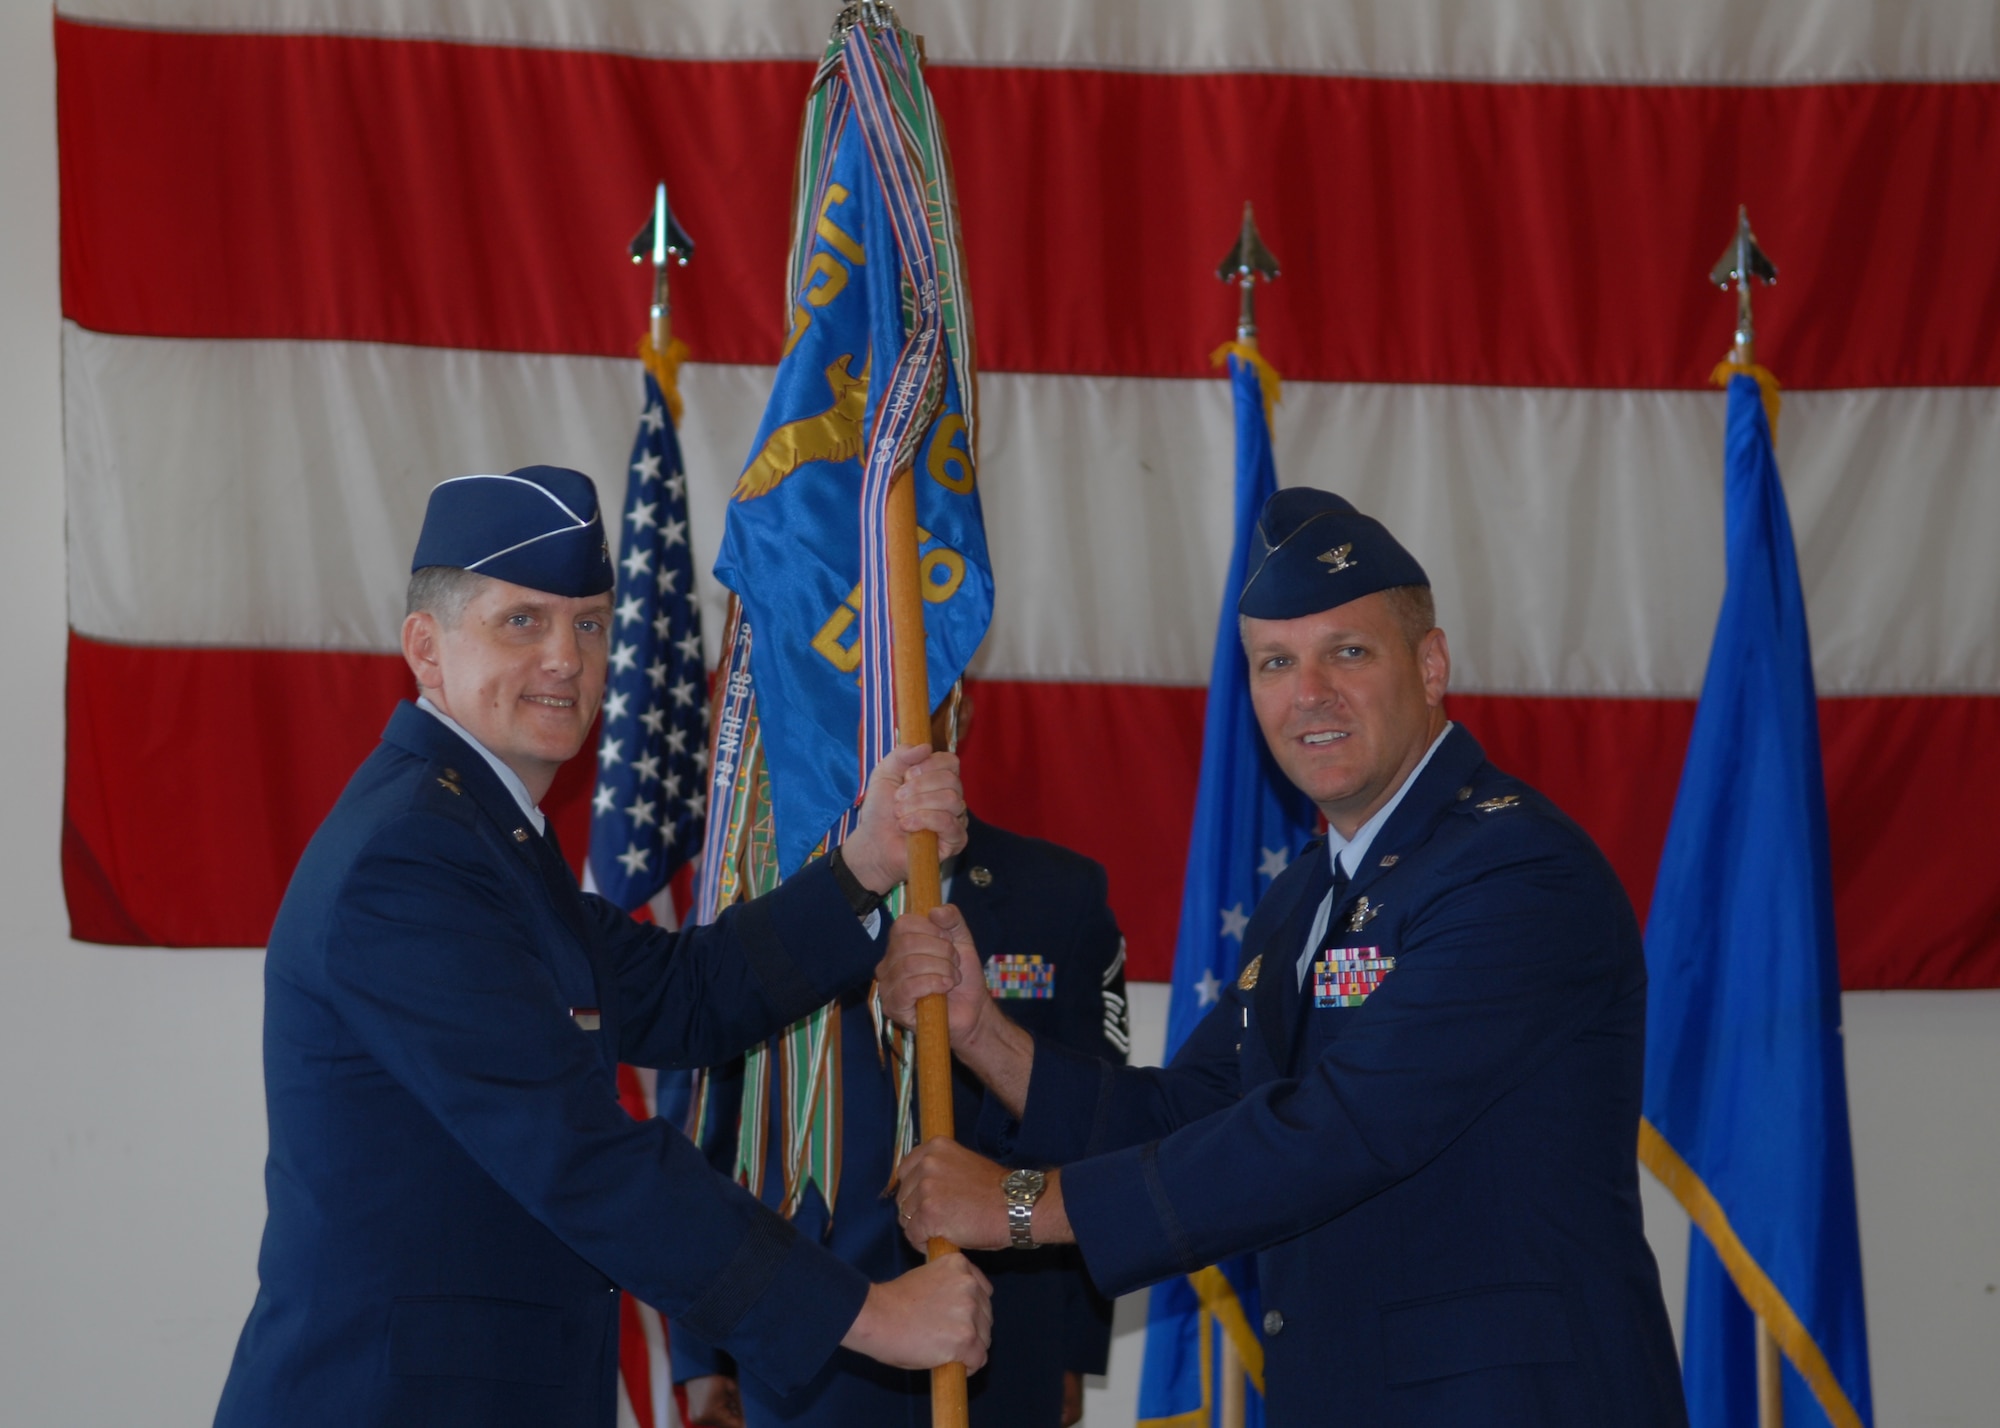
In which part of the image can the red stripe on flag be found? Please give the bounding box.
[618,1292,658,1428]
[60,635,2000,987]
[962,679,2000,991]
[61,634,599,948]
[56,19,2000,388]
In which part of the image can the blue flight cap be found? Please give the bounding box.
[411,465,615,597]
[1238,486,1429,619]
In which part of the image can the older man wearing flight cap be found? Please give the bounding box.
[877,487,1688,1426]
[215,466,991,1428]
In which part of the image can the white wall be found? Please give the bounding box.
[3,4,1996,1424]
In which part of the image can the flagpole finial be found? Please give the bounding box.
[1217,201,1280,345]
[833,1,900,36]
[630,181,694,355]
[1709,204,1777,368]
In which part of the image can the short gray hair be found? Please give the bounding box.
[1380,585,1437,648]
[1236,584,1438,650]
[406,565,488,628]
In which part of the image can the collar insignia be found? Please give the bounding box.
[1317,542,1358,573]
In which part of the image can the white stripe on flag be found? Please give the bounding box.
[53,0,2000,81]
[62,324,2000,697]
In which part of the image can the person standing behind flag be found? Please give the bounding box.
[879,486,1688,1428]
[675,693,1127,1428]
[213,466,993,1428]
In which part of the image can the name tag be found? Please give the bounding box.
[569,1007,601,1031]
[1313,949,1395,1008]
[985,955,1055,1000]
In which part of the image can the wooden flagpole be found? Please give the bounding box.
[1756,1317,1784,1428]
[884,463,969,1428]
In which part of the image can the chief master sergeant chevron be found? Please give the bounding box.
[214,465,991,1428]
[879,486,1688,1426]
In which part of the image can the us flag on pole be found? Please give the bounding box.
[591,362,706,1428]
[588,367,708,910]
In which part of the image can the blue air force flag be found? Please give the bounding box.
[1641,375,1872,1428]
[1138,351,1316,1428]
[712,99,991,875]
[586,370,708,909]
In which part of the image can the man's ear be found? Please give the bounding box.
[402,611,443,694]
[1420,627,1451,708]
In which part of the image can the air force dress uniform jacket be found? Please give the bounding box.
[215,703,881,1428]
[993,726,1688,1427]
[672,815,1125,1427]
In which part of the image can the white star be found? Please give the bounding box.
[628,500,659,531]
[1258,846,1290,879]
[610,642,638,674]
[646,659,669,689]
[616,842,652,876]
[656,567,680,596]
[1195,969,1223,1007]
[616,595,644,628]
[639,403,665,434]
[592,783,617,816]
[662,770,683,798]
[676,630,703,662]
[602,689,630,723]
[653,614,673,641]
[633,752,661,784]
[665,472,687,500]
[686,790,706,818]
[661,517,688,548]
[642,708,668,737]
[631,449,663,482]
[621,545,653,580]
[1219,903,1248,941]
[599,736,625,767]
[626,796,659,828]
[692,746,709,772]
[670,679,697,707]
[660,822,678,847]
[663,724,687,752]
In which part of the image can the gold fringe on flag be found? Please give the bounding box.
[1210,339,1282,428]
[1711,359,1781,442]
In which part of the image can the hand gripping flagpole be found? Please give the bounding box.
[888,452,967,1428]
[835,9,970,1422]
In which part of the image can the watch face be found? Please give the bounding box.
[1002,1169,1046,1201]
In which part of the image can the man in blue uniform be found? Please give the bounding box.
[214,466,991,1428]
[878,488,1689,1426]
[675,697,1125,1428]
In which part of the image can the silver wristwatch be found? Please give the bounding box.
[1000,1168,1047,1250]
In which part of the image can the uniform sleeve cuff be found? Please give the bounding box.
[1062,1141,1192,1300]
[1009,1037,1116,1166]
[741,861,884,1016]
[692,1226,871,1397]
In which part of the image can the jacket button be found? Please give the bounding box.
[1263,1309,1284,1336]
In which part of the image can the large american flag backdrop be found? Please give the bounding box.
[56,1,1999,992]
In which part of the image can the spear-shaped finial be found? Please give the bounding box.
[833,1,900,36]
[630,182,694,355]
[1217,201,1280,345]
[1709,204,1777,368]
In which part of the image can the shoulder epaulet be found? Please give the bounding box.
[1448,779,1533,819]
[410,760,480,826]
